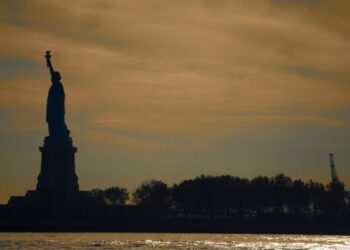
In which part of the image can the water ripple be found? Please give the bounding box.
[0,233,349,249]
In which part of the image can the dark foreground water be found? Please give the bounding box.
[0,233,349,249]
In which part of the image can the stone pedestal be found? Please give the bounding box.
[36,136,79,205]
[8,136,105,218]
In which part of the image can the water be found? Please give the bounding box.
[0,233,349,249]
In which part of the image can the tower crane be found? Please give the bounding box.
[329,153,339,183]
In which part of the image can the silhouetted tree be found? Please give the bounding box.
[326,181,346,216]
[88,174,348,220]
[307,181,327,215]
[249,176,272,214]
[172,179,200,213]
[104,186,129,205]
[89,188,104,200]
[133,180,171,213]
[287,179,310,214]
[88,187,129,205]
[271,174,292,213]
[229,177,250,213]
[172,175,252,215]
[212,175,239,215]
[172,175,229,214]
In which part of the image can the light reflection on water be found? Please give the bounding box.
[0,233,349,249]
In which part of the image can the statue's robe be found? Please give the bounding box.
[46,81,70,139]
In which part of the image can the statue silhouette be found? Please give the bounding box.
[45,51,70,140]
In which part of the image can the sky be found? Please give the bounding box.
[0,0,350,203]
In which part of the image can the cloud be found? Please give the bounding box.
[286,66,333,80]
[0,55,42,80]
[273,0,321,7]
[0,0,349,138]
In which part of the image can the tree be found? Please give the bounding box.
[228,177,250,213]
[172,175,230,214]
[270,174,292,213]
[104,186,129,205]
[307,181,326,215]
[88,187,129,205]
[133,180,171,213]
[326,181,346,216]
[249,176,272,214]
[287,179,310,214]
[89,188,104,199]
[172,179,201,213]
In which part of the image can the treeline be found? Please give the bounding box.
[89,174,349,216]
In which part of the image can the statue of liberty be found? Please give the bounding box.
[45,51,70,140]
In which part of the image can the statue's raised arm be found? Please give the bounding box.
[45,50,55,76]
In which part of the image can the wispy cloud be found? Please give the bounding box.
[286,66,332,80]
[0,0,349,137]
[0,55,42,80]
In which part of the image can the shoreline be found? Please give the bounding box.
[1,221,350,235]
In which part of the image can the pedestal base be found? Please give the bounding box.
[7,136,105,217]
[36,136,79,205]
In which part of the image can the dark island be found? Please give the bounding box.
[0,52,349,234]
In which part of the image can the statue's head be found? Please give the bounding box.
[51,71,61,83]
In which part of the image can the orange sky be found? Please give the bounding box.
[0,0,350,203]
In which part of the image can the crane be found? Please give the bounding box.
[329,153,339,183]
